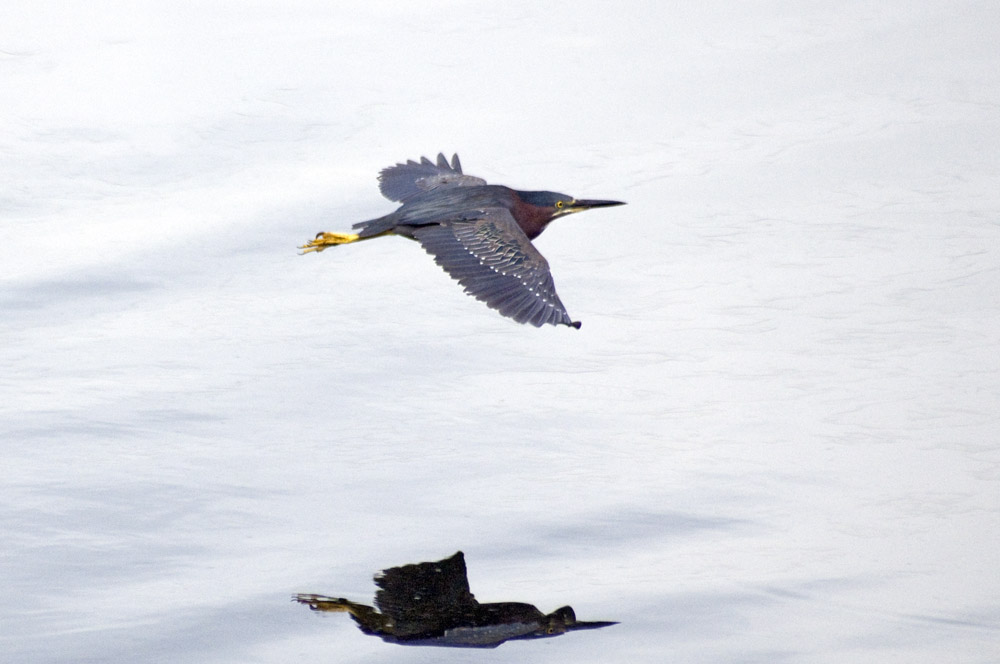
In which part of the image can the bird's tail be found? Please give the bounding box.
[351,213,397,238]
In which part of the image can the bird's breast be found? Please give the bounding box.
[510,200,550,240]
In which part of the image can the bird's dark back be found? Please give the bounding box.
[393,185,519,224]
[393,185,561,240]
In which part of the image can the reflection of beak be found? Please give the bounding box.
[560,199,627,216]
[567,620,620,631]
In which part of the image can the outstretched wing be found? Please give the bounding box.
[412,208,580,328]
[378,153,487,203]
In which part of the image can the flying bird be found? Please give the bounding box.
[300,153,625,328]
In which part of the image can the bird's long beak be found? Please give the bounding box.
[570,199,626,211]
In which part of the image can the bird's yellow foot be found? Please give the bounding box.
[299,232,360,253]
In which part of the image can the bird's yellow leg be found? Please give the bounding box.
[299,231,361,253]
[299,230,394,254]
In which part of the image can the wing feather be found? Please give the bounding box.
[378,153,487,203]
[412,208,580,328]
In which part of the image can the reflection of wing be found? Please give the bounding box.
[378,153,487,203]
[374,551,477,622]
[421,623,540,648]
[413,209,579,328]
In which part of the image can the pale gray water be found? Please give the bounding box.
[2,2,999,662]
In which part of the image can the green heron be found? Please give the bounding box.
[300,153,625,328]
[294,551,617,648]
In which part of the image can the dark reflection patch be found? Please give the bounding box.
[294,551,616,648]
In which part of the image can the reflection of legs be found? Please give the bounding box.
[293,594,387,633]
[294,593,356,612]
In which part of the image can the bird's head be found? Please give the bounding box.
[516,190,626,222]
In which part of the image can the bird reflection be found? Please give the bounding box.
[294,551,616,648]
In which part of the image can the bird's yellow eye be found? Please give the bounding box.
[555,200,564,209]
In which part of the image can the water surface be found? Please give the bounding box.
[3,2,999,662]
